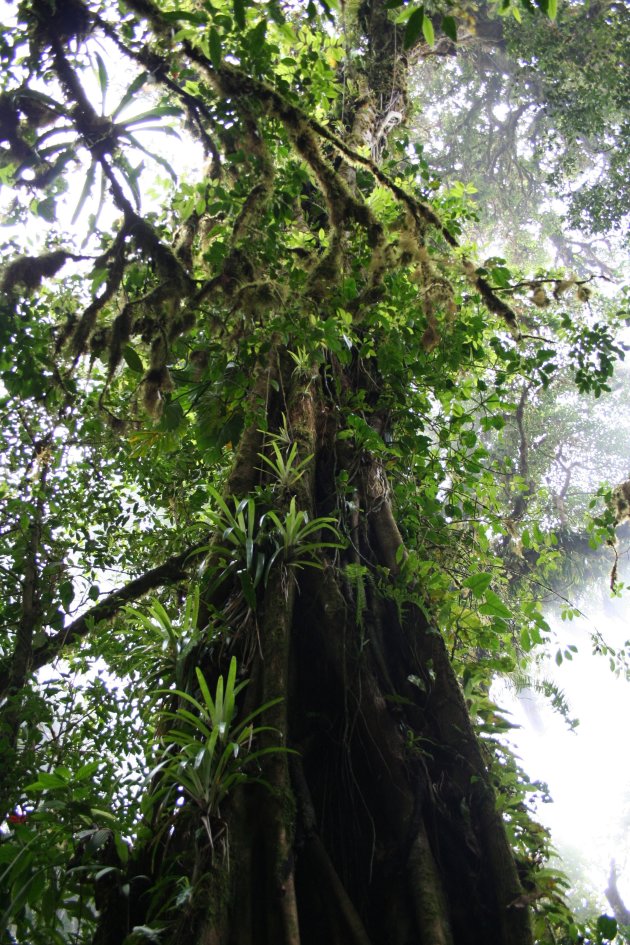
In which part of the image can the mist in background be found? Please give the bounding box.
[499,579,630,914]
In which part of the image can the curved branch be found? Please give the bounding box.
[0,544,205,697]
[101,0,520,333]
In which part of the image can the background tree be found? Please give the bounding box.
[411,0,630,273]
[0,2,626,945]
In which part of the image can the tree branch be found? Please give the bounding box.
[102,0,521,333]
[605,860,630,927]
[0,544,206,697]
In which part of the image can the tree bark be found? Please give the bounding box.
[606,861,630,928]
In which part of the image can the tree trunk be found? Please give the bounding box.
[93,369,533,945]
[606,861,630,928]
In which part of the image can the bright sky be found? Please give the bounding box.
[498,591,630,910]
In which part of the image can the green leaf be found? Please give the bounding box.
[441,15,457,41]
[123,345,144,373]
[479,591,511,619]
[71,160,97,225]
[248,19,267,54]
[491,265,511,288]
[118,157,143,209]
[209,27,222,67]
[26,771,68,790]
[233,0,246,28]
[195,667,216,718]
[404,7,424,48]
[76,761,101,780]
[163,402,185,431]
[94,51,108,113]
[422,13,435,46]
[123,105,183,125]
[89,808,119,824]
[59,579,74,610]
[462,572,492,596]
[114,834,129,864]
[596,915,617,940]
[112,72,149,120]
[547,0,557,18]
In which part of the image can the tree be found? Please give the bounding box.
[411,0,630,273]
[0,2,625,944]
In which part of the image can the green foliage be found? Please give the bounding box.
[0,0,627,941]
[258,441,314,492]
[201,488,342,610]
[123,586,202,691]
[0,757,128,944]
[412,0,630,268]
[262,496,343,569]
[149,657,288,841]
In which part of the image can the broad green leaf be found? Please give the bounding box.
[210,27,222,67]
[479,590,511,619]
[596,915,617,940]
[462,572,493,596]
[404,8,424,48]
[441,15,457,41]
[123,345,144,373]
[26,771,68,790]
[59,578,74,609]
[248,20,267,54]
[422,13,435,46]
[75,761,101,780]
[163,402,184,431]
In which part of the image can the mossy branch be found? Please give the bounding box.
[70,0,519,337]
[0,544,206,698]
